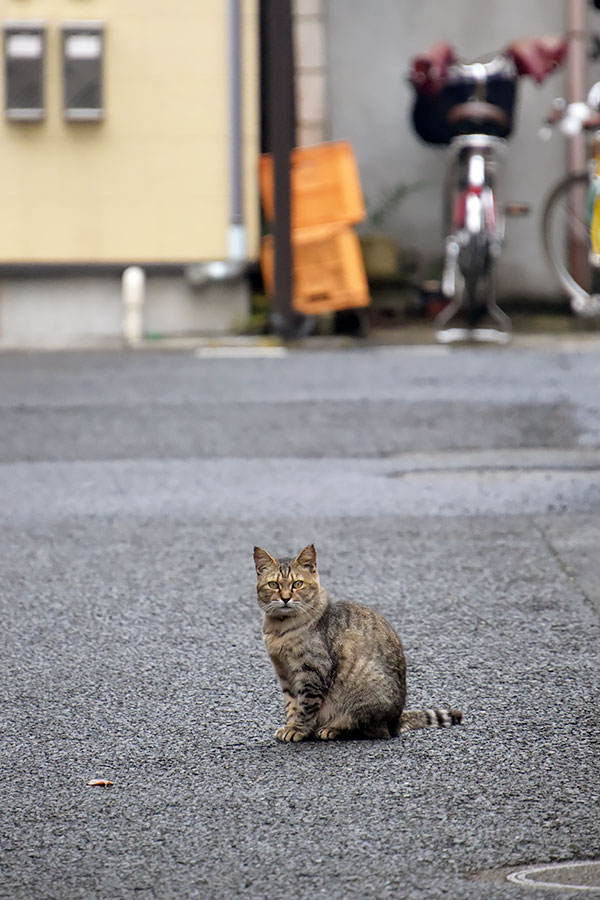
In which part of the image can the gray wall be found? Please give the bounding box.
[326,0,575,299]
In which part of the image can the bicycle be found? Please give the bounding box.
[541,83,600,317]
[409,37,567,343]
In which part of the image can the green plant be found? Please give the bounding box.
[365,181,427,231]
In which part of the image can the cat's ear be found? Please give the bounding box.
[253,546,277,574]
[295,544,317,572]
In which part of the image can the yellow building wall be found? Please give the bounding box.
[0,0,258,263]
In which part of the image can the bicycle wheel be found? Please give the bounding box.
[461,232,490,325]
[542,171,600,315]
[436,230,510,342]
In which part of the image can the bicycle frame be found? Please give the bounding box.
[589,152,600,262]
[436,134,512,343]
[444,136,505,274]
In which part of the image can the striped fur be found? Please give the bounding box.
[400,708,463,731]
[253,544,463,742]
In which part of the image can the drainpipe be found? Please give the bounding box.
[228,0,246,262]
[568,0,587,175]
[567,0,588,287]
[186,1,245,285]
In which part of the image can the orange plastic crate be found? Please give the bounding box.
[260,225,370,315]
[259,141,366,231]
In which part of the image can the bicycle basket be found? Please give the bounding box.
[411,73,518,145]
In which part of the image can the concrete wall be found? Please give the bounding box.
[326,0,574,298]
[294,0,328,146]
[0,275,250,347]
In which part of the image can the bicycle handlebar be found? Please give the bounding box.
[410,35,568,96]
[506,36,568,83]
[542,94,600,137]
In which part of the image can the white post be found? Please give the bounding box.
[121,266,145,346]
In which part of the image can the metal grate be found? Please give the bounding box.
[62,22,105,121]
[3,22,46,121]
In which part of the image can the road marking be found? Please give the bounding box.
[507,860,600,892]
[194,346,287,359]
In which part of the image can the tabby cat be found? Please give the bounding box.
[253,544,462,742]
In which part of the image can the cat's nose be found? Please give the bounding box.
[280,596,291,604]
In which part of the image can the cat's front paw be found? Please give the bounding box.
[317,727,341,741]
[275,725,307,743]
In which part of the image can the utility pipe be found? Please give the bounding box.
[568,0,587,174]
[567,0,588,288]
[185,3,246,287]
[228,0,246,261]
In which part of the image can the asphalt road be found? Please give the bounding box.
[1,341,599,899]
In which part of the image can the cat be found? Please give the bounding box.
[253,543,462,742]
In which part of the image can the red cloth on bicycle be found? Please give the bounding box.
[410,42,456,95]
[507,36,568,83]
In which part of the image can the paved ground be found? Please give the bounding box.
[1,340,599,899]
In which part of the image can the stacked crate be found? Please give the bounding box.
[259,141,370,315]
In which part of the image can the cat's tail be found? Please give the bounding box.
[399,708,463,732]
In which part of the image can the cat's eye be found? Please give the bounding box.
[267,581,279,589]
[292,580,304,589]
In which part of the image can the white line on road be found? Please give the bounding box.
[507,860,600,892]
[193,346,287,359]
